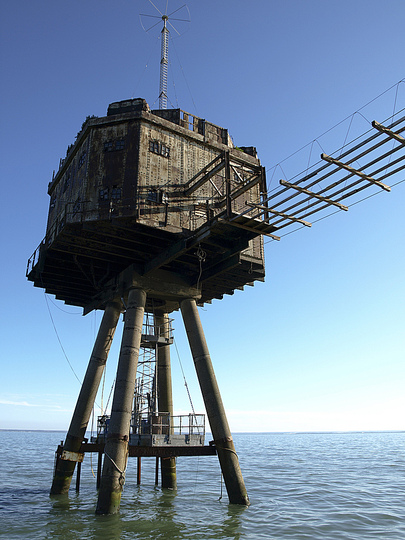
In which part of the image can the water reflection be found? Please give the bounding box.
[221,503,246,539]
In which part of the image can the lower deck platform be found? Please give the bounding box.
[55,441,217,492]
[63,441,217,458]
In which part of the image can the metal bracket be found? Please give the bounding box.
[61,450,84,463]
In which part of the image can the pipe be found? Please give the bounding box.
[155,312,177,489]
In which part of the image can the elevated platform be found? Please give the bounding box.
[55,440,217,493]
[26,210,269,312]
[57,441,217,458]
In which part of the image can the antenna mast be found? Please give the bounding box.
[159,15,169,110]
[140,2,190,110]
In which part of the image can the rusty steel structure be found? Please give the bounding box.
[27,96,404,514]
[27,99,268,313]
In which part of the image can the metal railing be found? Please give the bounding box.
[133,413,205,437]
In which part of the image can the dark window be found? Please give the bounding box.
[161,144,170,158]
[78,152,86,168]
[104,139,125,152]
[149,140,160,153]
[149,140,170,158]
[111,186,122,200]
[63,175,70,193]
[99,188,109,200]
[50,197,56,209]
[147,190,158,202]
[147,190,167,204]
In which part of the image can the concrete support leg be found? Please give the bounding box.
[155,312,177,490]
[50,301,121,495]
[96,288,146,515]
[180,298,249,506]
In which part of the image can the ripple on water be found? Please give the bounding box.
[1,431,405,539]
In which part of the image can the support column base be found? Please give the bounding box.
[161,457,177,490]
[96,438,128,515]
[215,437,249,506]
[50,435,83,495]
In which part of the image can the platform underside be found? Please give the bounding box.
[57,442,217,458]
[27,212,275,311]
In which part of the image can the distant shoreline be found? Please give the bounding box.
[1,429,404,435]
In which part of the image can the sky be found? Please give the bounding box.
[1,0,404,433]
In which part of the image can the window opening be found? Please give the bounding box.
[111,186,122,200]
[63,175,70,193]
[99,188,109,200]
[149,140,170,158]
[78,152,86,168]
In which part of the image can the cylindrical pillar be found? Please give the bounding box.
[155,312,177,490]
[96,288,146,515]
[75,461,81,492]
[50,300,122,495]
[180,298,249,506]
[137,456,141,485]
[97,452,102,489]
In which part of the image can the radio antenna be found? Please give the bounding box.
[140,2,190,109]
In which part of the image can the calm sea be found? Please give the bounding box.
[0,430,404,539]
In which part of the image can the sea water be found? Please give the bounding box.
[0,430,404,539]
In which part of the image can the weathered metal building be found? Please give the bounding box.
[28,98,271,314]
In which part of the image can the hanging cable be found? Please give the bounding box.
[100,366,106,415]
[104,452,127,487]
[195,243,206,291]
[103,379,116,416]
[263,174,405,246]
[131,36,160,98]
[46,296,81,315]
[44,292,82,385]
[90,407,96,478]
[218,473,223,502]
[173,338,198,424]
[264,80,405,196]
[170,35,199,117]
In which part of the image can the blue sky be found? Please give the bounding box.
[1,0,404,432]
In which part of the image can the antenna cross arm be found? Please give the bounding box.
[279,180,348,211]
[372,120,405,145]
[320,153,391,192]
[245,202,312,227]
